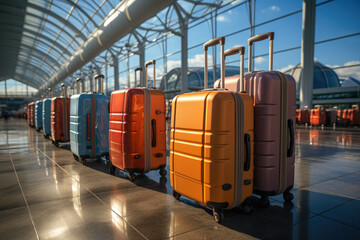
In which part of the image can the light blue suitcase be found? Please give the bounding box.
[42,98,51,138]
[70,75,109,163]
[35,101,43,131]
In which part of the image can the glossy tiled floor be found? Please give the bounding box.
[1,119,360,240]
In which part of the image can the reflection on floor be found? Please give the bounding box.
[0,119,360,239]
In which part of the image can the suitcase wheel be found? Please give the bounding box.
[73,154,79,161]
[242,204,253,215]
[159,168,167,177]
[172,189,181,200]
[259,196,270,208]
[283,191,294,202]
[128,172,136,182]
[107,161,116,175]
[213,209,224,223]
[80,157,87,165]
[53,141,59,148]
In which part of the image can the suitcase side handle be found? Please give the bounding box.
[76,78,82,94]
[145,60,156,88]
[287,119,294,157]
[244,134,251,171]
[224,46,245,92]
[134,67,143,88]
[151,119,156,147]
[203,37,225,89]
[94,74,105,94]
[248,32,274,72]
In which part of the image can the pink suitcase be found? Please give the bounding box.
[214,32,296,207]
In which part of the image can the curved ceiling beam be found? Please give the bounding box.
[40,0,173,91]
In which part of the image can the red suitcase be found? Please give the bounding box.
[27,102,34,126]
[214,32,296,206]
[348,106,360,126]
[296,108,310,125]
[51,83,70,147]
[337,110,343,126]
[310,107,326,126]
[109,61,167,181]
[342,109,349,126]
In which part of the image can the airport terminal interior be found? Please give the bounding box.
[1,0,360,239]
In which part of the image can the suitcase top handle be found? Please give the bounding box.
[61,83,66,97]
[203,37,225,89]
[76,77,82,94]
[248,32,274,72]
[224,46,245,92]
[135,67,143,88]
[145,60,156,88]
[94,74,104,94]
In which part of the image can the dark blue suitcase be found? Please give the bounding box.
[42,98,51,137]
[35,101,43,131]
[70,75,109,163]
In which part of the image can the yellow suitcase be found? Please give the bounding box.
[170,37,254,223]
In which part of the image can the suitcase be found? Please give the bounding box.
[296,108,310,125]
[348,105,360,126]
[51,83,70,147]
[337,110,344,126]
[213,32,295,206]
[342,109,349,126]
[109,62,167,181]
[35,101,43,131]
[310,107,326,126]
[171,38,254,223]
[70,75,109,163]
[326,109,337,127]
[42,99,52,138]
[27,103,33,126]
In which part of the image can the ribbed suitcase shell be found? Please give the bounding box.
[215,72,296,195]
[342,109,349,126]
[35,101,43,130]
[337,110,343,126]
[296,109,310,124]
[51,97,70,142]
[27,103,33,126]
[42,99,52,136]
[310,108,326,126]
[70,93,109,158]
[348,108,360,126]
[171,91,254,210]
[109,88,166,173]
[326,109,337,126]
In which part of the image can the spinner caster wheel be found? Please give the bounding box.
[73,154,79,161]
[80,157,87,165]
[107,161,116,174]
[283,191,294,202]
[129,173,136,182]
[54,141,59,148]
[159,168,167,177]
[213,209,224,223]
[172,189,181,200]
[242,204,253,215]
[259,196,270,208]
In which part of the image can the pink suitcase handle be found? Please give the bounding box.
[134,67,142,88]
[145,60,156,88]
[203,37,225,89]
[94,74,104,94]
[224,46,245,92]
[248,32,274,72]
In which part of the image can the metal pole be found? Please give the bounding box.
[300,0,316,109]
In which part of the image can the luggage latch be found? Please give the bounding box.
[133,155,142,159]
[155,153,163,158]
[222,184,232,191]
[155,110,163,114]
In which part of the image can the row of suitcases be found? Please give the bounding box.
[27,32,295,223]
[297,106,360,126]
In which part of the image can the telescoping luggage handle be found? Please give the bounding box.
[61,83,66,97]
[94,74,104,94]
[224,46,245,92]
[145,60,156,88]
[48,88,52,98]
[248,32,274,72]
[203,37,225,89]
[135,67,142,87]
[76,78,82,94]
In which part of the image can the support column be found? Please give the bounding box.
[163,37,168,90]
[300,0,316,109]
[181,24,188,93]
[89,67,94,92]
[113,55,119,90]
[105,63,108,95]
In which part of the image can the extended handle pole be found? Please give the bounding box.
[61,83,66,97]
[203,37,225,89]
[145,60,156,88]
[135,67,143,88]
[94,74,104,94]
[224,46,245,92]
[248,32,274,72]
[76,78,82,94]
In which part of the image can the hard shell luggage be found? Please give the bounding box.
[213,32,296,206]
[171,38,254,223]
[27,102,33,126]
[342,109,349,126]
[337,110,343,126]
[70,75,109,163]
[310,107,326,126]
[35,101,43,131]
[109,61,167,181]
[296,108,310,125]
[42,99,52,138]
[326,109,337,127]
[51,83,70,147]
[348,105,360,126]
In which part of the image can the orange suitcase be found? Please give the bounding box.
[171,38,254,223]
[337,110,344,126]
[51,83,70,147]
[109,62,167,181]
[348,105,360,126]
[296,108,310,125]
[342,109,349,126]
[310,107,326,126]
[27,102,34,126]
